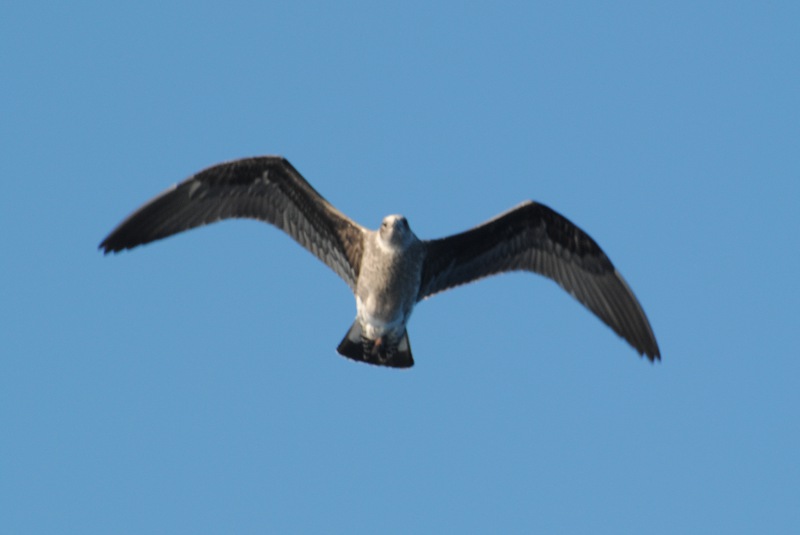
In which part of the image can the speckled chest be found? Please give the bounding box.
[355,235,424,325]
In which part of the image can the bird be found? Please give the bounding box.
[100,156,660,368]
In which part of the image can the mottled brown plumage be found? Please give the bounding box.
[100,156,660,366]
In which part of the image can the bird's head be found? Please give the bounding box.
[378,214,416,249]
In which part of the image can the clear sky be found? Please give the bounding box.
[3,1,798,533]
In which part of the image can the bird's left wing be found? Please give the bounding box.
[417,201,660,360]
[100,157,365,291]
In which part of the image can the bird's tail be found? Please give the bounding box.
[336,321,414,368]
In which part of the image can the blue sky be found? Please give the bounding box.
[3,1,798,533]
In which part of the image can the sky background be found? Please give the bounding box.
[2,1,799,533]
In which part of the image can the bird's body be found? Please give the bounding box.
[341,215,424,366]
[101,156,660,367]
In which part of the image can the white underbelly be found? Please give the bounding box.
[356,295,405,339]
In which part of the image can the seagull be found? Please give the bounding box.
[100,156,660,368]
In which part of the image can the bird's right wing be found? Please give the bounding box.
[418,201,659,360]
[100,157,366,291]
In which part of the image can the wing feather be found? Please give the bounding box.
[418,201,660,360]
[100,157,365,290]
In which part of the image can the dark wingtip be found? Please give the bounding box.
[98,236,125,255]
[641,343,661,363]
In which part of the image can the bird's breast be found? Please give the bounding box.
[355,239,423,338]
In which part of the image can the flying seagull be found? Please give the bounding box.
[100,156,660,368]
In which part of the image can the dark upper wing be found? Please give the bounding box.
[100,156,366,290]
[418,201,660,360]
